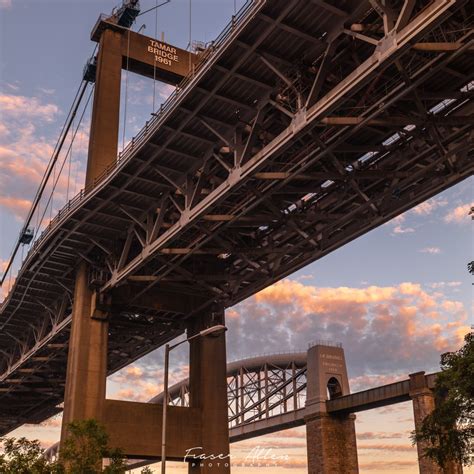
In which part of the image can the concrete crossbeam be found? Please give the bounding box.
[103,400,201,459]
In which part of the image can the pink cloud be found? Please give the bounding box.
[357,431,405,440]
[420,247,441,254]
[0,92,87,223]
[0,196,31,218]
[412,197,448,216]
[228,279,469,386]
[444,202,473,224]
[0,94,59,121]
[358,443,415,452]
[359,460,417,470]
[109,361,189,402]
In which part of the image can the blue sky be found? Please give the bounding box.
[0,1,473,472]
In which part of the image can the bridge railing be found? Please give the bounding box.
[3,0,262,304]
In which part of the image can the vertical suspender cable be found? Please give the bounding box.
[0,79,88,285]
[34,86,94,241]
[188,0,192,71]
[50,163,55,220]
[189,0,192,50]
[66,117,73,202]
[123,28,131,151]
[152,0,158,112]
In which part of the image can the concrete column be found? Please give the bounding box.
[410,372,462,474]
[306,413,358,474]
[187,306,230,474]
[305,343,358,473]
[85,27,123,187]
[61,24,122,446]
[60,263,109,441]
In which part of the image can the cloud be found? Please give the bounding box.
[266,429,306,439]
[0,94,59,121]
[393,225,415,234]
[0,196,32,217]
[359,460,417,470]
[0,0,11,9]
[37,87,55,95]
[358,443,415,452]
[0,92,87,223]
[420,247,441,254]
[357,432,405,440]
[389,215,415,235]
[428,281,462,289]
[444,202,473,224]
[0,258,16,301]
[387,196,455,235]
[412,197,448,216]
[227,279,470,387]
[109,361,189,402]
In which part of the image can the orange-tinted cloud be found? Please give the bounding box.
[227,279,469,390]
[359,460,417,470]
[444,202,473,224]
[412,197,447,216]
[0,92,87,223]
[108,361,189,402]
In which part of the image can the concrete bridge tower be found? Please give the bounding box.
[304,342,358,474]
[59,12,229,474]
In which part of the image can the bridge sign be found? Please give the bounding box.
[91,18,197,85]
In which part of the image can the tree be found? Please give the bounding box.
[60,419,127,473]
[411,332,474,468]
[0,437,63,473]
[0,419,153,473]
[140,467,154,474]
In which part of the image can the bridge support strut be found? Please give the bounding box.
[60,263,108,442]
[410,372,463,474]
[187,307,231,473]
[306,412,358,474]
[304,344,359,474]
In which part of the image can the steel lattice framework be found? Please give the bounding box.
[45,352,309,461]
[151,352,308,434]
[0,0,473,435]
[44,350,439,464]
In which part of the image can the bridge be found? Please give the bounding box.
[44,343,444,473]
[0,0,472,472]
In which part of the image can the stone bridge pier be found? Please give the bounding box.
[304,343,359,474]
[302,346,463,474]
[409,372,463,474]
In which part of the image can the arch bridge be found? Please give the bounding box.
[47,343,447,473]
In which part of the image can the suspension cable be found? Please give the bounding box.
[152,0,158,112]
[189,0,192,51]
[137,0,170,17]
[34,86,95,240]
[0,79,90,285]
[122,28,131,151]
[66,116,74,202]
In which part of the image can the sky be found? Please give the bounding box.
[0,0,473,473]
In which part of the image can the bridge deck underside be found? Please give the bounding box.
[0,0,472,434]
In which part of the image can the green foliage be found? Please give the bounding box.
[139,467,154,474]
[60,419,126,473]
[0,437,63,474]
[411,332,474,467]
[0,419,154,473]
